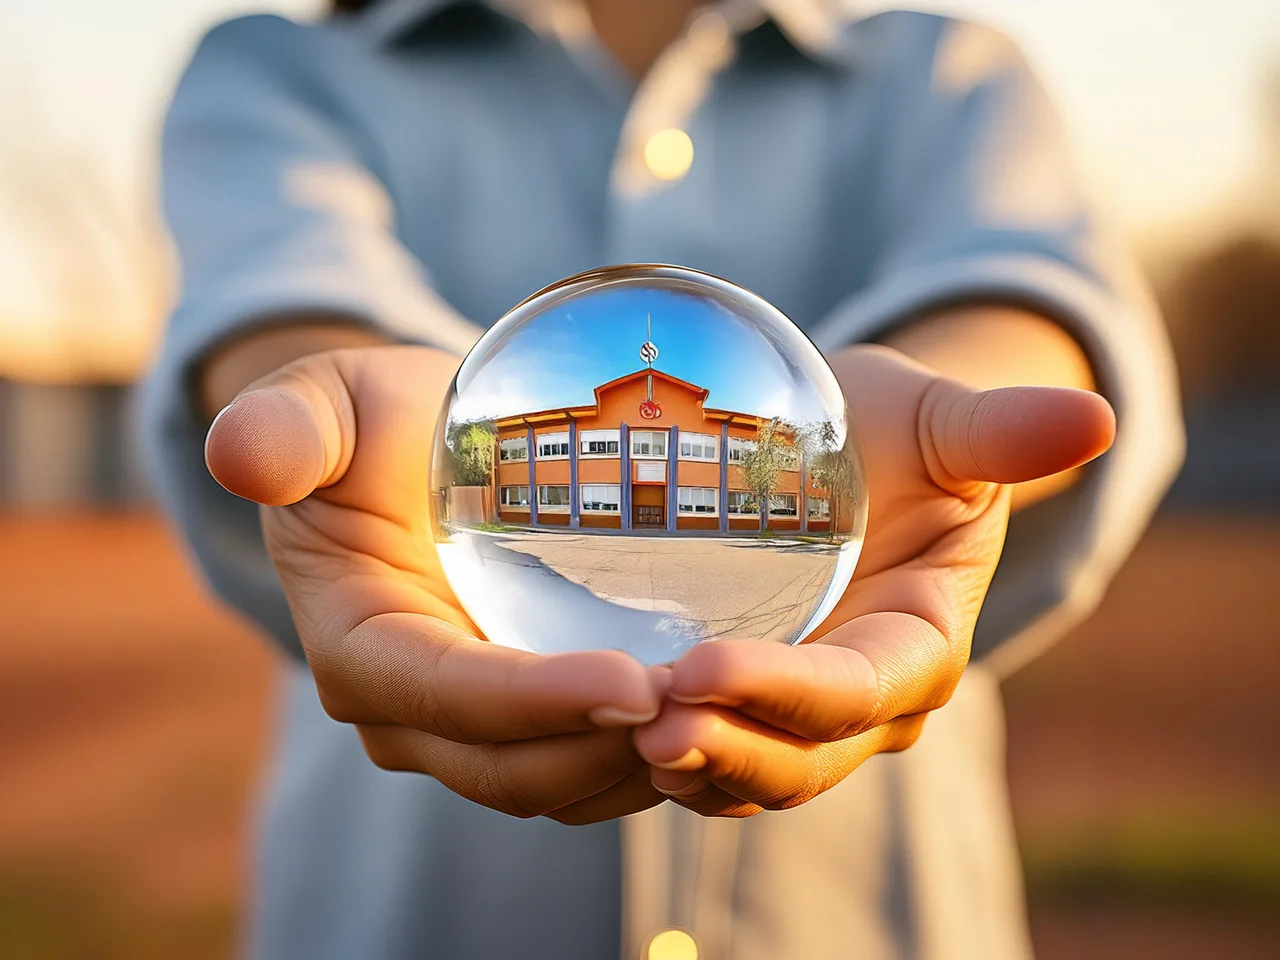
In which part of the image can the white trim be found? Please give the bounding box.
[499,484,531,510]
[498,437,529,462]
[726,489,760,517]
[537,484,572,511]
[807,496,831,520]
[630,429,668,460]
[768,492,800,517]
[536,431,571,460]
[581,483,622,513]
[677,431,719,462]
[579,428,621,459]
[677,485,719,516]
[726,436,755,463]
[635,460,667,484]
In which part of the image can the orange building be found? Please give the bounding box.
[492,368,838,534]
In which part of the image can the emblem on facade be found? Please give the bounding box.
[639,314,661,418]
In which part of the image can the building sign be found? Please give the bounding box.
[638,400,662,419]
[636,461,666,483]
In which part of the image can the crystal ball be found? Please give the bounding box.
[430,265,867,666]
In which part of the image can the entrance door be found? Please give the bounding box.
[634,504,665,527]
[632,484,666,528]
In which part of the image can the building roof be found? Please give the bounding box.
[492,367,778,431]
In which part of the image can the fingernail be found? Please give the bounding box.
[205,400,239,458]
[209,399,239,430]
[654,772,706,798]
[668,692,739,706]
[651,748,707,772]
[588,705,659,727]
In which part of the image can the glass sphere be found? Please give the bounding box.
[430,265,867,666]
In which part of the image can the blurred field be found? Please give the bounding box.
[1,511,1277,958]
[1004,515,1280,959]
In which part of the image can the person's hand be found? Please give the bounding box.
[633,344,1116,817]
[205,345,669,823]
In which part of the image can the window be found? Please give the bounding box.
[678,487,717,514]
[769,493,798,517]
[807,497,830,519]
[678,432,718,461]
[780,446,800,469]
[726,491,759,515]
[636,460,666,483]
[499,437,528,461]
[580,429,620,457]
[631,430,667,458]
[581,484,621,512]
[727,437,756,463]
[538,485,571,509]
[536,432,570,459]
[500,485,530,508]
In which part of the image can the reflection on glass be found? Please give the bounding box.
[430,265,868,666]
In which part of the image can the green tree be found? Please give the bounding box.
[448,420,496,487]
[739,418,795,532]
[801,418,858,542]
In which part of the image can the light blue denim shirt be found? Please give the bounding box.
[142,3,1182,958]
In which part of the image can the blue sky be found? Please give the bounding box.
[450,284,836,427]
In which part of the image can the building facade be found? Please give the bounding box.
[491,369,842,534]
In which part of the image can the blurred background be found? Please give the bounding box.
[1,1,1277,957]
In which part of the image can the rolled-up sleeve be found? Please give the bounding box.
[140,16,481,658]
[810,17,1184,674]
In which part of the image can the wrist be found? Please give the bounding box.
[828,308,1101,513]
[880,305,1096,394]
[197,317,394,422]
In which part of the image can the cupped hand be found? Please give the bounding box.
[205,345,670,823]
[633,344,1116,817]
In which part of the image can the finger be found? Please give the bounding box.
[548,767,668,825]
[205,354,353,506]
[648,770,762,819]
[315,612,664,742]
[205,346,459,518]
[358,723,643,819]
[667,637,878,741]
[636,703,924,811]
[669,606,968,741]
[920,380,1115,490]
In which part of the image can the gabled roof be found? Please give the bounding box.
[493,368,787,431]
[593,368,710,403]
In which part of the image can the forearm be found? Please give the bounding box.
[197,304,1097,513]
[881,305,1098,511]
[197,316,392,422]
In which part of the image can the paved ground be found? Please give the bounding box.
[440,530,846,664]
[1,512,1277,958]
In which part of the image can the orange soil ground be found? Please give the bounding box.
[1,512,1277,958]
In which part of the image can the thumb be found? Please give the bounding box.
[922,381,1116,487]
[204,355,355,506]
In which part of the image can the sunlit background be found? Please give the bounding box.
[1,2,1277,958]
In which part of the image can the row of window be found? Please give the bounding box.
[498,485,831,518]
[497,432,797,464]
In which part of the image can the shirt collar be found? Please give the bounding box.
[351,0,862,69]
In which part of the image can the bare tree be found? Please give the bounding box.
[801,419,858,542]
[739,417,794,532]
